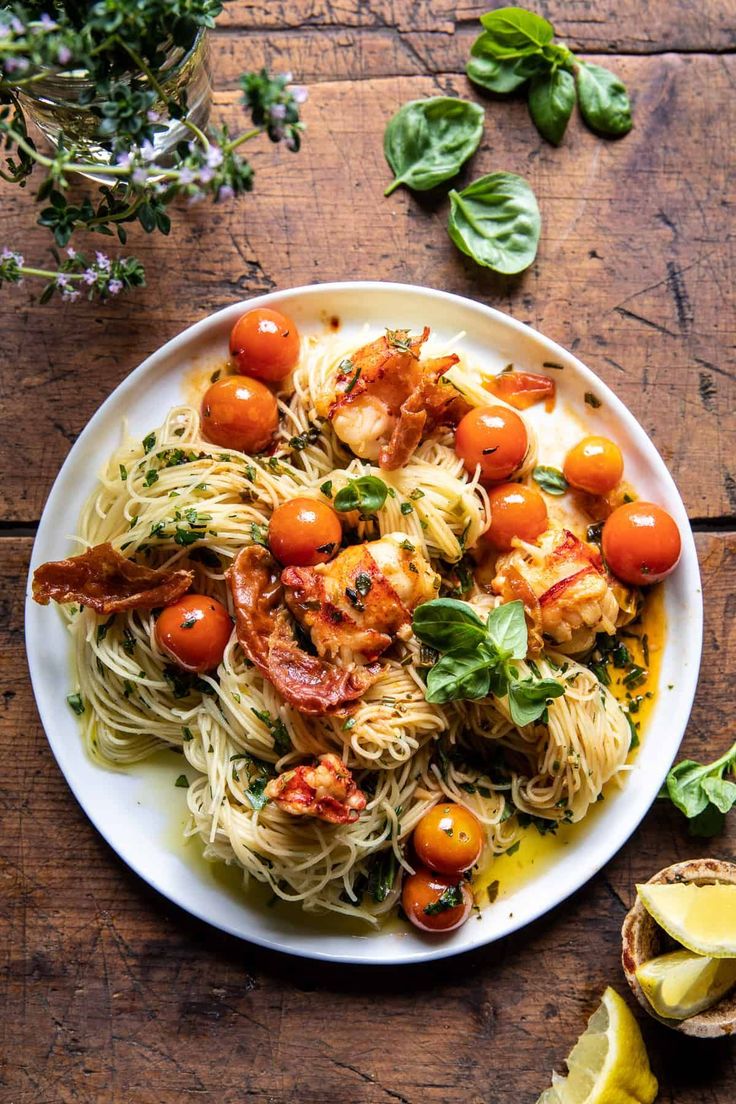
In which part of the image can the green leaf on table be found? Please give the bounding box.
[447,172,541,275]
[383,97,485,196]
[661,739,736,837]
[478,7,555,57]
[507,677,565,726]
[575,62,633,137]
[467,39,544,93]
[412,597,487,654]
[528,68,576,145]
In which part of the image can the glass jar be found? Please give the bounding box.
[16,31,211,178]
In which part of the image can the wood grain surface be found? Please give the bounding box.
[1,2,735,1101]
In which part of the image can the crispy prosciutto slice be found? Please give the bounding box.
[322,328,468,469]
[226,546,379,715]
[265,753,367,824]
[32,542,193,614]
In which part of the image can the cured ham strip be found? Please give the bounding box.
[32,542,193,614]
[378,356,469,471]
[226,546,379,716]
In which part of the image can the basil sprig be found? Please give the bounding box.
[448,172,541,275]
[467,7,632,146]
[333,475,389,516]
[412,598,564,725]
[383,97,485,196]
[660,739,736,837]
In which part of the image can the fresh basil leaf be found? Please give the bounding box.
[425,651,492,704]
[532,465,568,495]
[383,97,485,197]
[333,475,389,516]
[665,758,713,818]
[528,68,576,145]
[478,7,554,58]
[575,62,632,137]
[507,677,565,727]
[412,598,486,653]
[467,37,544,93]
[701,776,736,815]
[486,600,527,660]
[447,172,541,275]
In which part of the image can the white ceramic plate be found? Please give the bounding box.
[25,282,702,964]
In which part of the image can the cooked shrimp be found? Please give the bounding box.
[322,328,469,469]
[265,753,367,824]
[492,527,620,654]
[282,532,439,663]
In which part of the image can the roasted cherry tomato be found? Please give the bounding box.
[402,867,474,933]
[229,307,300,382]
[484,483,548,550]
[564,435,624,495]
[155,594,232,673]
[201,375,278,454]
[602,501,681,585]
[484,370,555,411]
[268,497,342,566]
[455,405,528,483]
[413,802,484,875]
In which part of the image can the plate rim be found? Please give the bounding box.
[24,280,703,964]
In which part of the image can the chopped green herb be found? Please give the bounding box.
[423,882,464,916]
[400,501,413,515]
[143,469,159,488]
[175,774,189,788]
[119,463,128,481]
[67,692,85,715]
[142,432,156,454]
[320,480,333,499]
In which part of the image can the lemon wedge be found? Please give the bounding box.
[535,987,657,1104]
[636,882,736,958]
[635,950,736,1020]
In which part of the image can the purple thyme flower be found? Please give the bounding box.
[57,44,72,65]
[95,251,111,271]
[107,279,123,296]
[290,86,308,105]
[205,145,223,169]
[82,268,97,285]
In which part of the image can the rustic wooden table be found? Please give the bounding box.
[1,3,735,1101]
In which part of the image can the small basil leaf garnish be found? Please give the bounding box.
[532,465,568,496]
[383,97,485,196]
[528,68,576,146]
[333,474,389,516]
[447,172,541,275]
[575,62,633,137]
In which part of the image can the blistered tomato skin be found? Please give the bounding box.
[484,483,548,550]
[564,436,624,495]
[155,594,233,673]
[269,498,343,566]
[455,405,528,483]
[402,867,474,933]
[229,307,300,382]
[602,501,682,585]
[201,375,278,454]
[413,803,484,875]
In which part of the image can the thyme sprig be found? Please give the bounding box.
[0,3,306,301]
